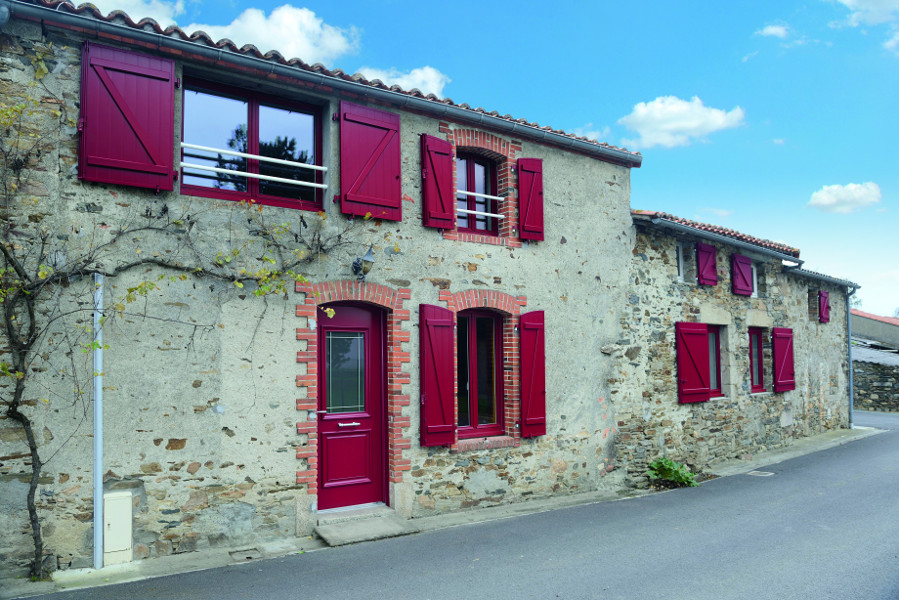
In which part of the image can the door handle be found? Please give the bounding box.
[338,422,361,427]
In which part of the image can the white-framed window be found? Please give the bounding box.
[750,263,759,298]
[676,241,695,283]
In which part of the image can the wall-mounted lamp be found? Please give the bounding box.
[0,5,11,28]
[352,245,375,281]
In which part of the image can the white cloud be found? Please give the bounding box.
[807,182,882,213]
[572,123,612,142]
[773,138,786,145]
[617,96,745,149]
[356,66,450,98]
[834,0,899,26]
[885,29,899,52]
[185,6,360,65]
[742,51,760,63]
[756,24,790,38]
[84,0,185,26]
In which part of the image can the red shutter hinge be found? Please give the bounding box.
[173,172,179,181]
[332,113,339,121]
[77,118,85,132]
[333,194,339,203]
[175,78,181,89]
[421,168,427,180]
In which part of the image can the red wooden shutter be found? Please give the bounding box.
[520,311,546,438]
[518,158,544,241]
[79,42,175,191]
[675,322,711,403]
[339,101,401,221]
[419,304,456,446]
[420,134,454,229]
[772,327,796,392]
[818,291,830,323]
[731,254,753,296]
[696,242,718,286]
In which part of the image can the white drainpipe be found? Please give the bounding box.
[92,273,104,569]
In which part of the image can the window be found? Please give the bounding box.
[750,264,759,298]
[675,321,727,403]
[456,310,504,437]
[456,154,499,235]
[748,328,766,393]
[676,241,695,283]
[708,325,723,398]
[180,81,323,211]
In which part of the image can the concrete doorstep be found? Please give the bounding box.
[2,425,883,600]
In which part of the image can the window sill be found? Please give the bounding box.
[442,230,522,248]
[750,390,771,397]
[450,435,517,453]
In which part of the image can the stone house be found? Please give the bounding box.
[0,0,857,576]
[849,311,899,412]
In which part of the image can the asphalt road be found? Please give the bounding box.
[25,411,899,600]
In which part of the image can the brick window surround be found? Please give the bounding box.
[295,281,412,495]
[437,289,528,451]
[438,123,523,248]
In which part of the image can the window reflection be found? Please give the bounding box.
[182,89,247,191]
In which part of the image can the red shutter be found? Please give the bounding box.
[518,158,544,241]
[79,42,174,191]
[675,322,711,403]
[818,291,830,323]
[696,242,718,286]
[339,101,401,221]
[520,311,546,438]
[420,134,454,229]
[772,327,796,392]
[731,254,753,296]
[419,304,456,446]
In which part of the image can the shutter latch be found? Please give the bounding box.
[421,168,427,180]
[332,113,339,121]
[77,118,85,132]
[174,77,181,89]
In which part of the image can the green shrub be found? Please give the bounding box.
[646,457,699,487]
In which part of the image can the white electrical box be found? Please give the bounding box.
[103,491,133,566]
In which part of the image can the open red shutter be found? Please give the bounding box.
[696,243,718,286]
[731,254,753,296]
[520,311,546,438]
[419,304,456,446]
[518,158,544,241]
[79,42,174,191]
[818,291,830,323]
[772,327,796,392]
[420,134,454,229]
[675,322,710,403]
[339,101,401,221]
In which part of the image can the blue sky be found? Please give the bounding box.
[93,0,898,316]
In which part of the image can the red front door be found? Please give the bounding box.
[317,303,386,510]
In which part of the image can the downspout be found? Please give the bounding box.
[847,287,856,429]
[92,273,104,569]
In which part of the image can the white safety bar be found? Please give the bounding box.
[457,207,504,220]
[456,189,505,219]
[180,142,328,190]
[457,189,504,202]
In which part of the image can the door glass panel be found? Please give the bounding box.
[182,88,248,191]
[751,334,761,386]
[258,104,316,203]
[708,331,719,391]
[475,317,496,425]
[457,316,470,427]
[327,332,365,413]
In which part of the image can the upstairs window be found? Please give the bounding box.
[457,310,504,437]
[180,81,324,211]
[456,154,499,235]
[708,325,723,398]
[676,241,696,283]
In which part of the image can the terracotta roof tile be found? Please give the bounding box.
[21,0,640,162]
[632,210,801,257]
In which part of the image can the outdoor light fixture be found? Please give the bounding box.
[352,245,375,281]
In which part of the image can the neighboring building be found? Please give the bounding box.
[851,338,899,413]
[851,310,899,348]
[0,0,858,576]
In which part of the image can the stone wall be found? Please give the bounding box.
[853,362,899,412]
[1,19,630,574]
[611,226,849,486]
